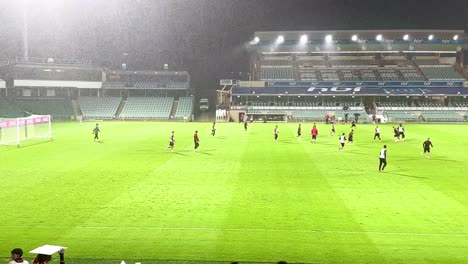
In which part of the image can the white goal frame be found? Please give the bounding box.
[0,115,52,146]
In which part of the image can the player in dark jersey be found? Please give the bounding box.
[420,138,433,158]
[347,129,354,144]
[244,121,248,132]
[398,123,405,141]
[350,120,356,129]
[211,122,216,136]
[297,124,302,138]
[92,123,100,141]
[393,126,400,142]
[194,130,200,152]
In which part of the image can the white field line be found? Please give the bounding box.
[3,225,468,237]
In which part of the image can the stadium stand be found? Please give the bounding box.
[0,98,25,118]
[419,67,465,80]
[120,97,174,119]
[16,99,74,120]
[78,96,121,119]
[174,96,193,119]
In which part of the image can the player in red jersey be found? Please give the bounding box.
[311,125,318,143]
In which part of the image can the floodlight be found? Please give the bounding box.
[299,34,308,44]
[276,35,284,44]
[325,34,333,43]
[351,35,358,41]
[376,34,383,41]
[253,36,260,43]
[453,35,459,40]
[403,34,409,40]
[428,34,434,40]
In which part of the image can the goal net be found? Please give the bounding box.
[0,115,52,146]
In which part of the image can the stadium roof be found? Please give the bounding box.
[249,30,468,53]
[253,30,467,42]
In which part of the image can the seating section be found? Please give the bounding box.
[120,97,174,119]
[258,56,466,82]
[377,69,400,81]
[419,67,465,80]
[174,97,193,119]
[319,69,340,81]
[78,96,121,119]
[260,57,294,81]
[420,111,464,122]
[0,98,25,118]
[261,68,294,80]
[385,111,419,122]
[103,82,126,89]
[400,69,425,81]
[17,99,74,120]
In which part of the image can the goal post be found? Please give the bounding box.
[0,115,52,146]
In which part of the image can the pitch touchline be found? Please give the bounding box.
[3,226,468,237]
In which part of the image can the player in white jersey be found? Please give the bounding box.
[379,145,387,172]
[374,126,381,142]
[338,133,346,151]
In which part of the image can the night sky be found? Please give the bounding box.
[0,0,467,97]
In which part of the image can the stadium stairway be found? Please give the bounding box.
[71,100,82,116]
[115,99,126,118]
[170,99,178,119]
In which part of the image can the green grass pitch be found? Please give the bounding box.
[1,121,467,264]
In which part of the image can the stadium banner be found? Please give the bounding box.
[0,79,5,88]
[232,86,468,95]
[238,81,265,87]
[263,81,464,87]
[220,79,233,85]
[14,80,102,89]
[0,116,50,128]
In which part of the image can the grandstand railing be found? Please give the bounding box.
[15,57,93,66]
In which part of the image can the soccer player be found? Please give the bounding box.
[311,125,318,143]
[374,125,381,142]
[274,125,279,141]
[297,124,302,138]
[92,123,100,141]
[211,122,216,136]
[338,133,346,151]
[379,145,387,172]
[244,121,248,132]
[350,120,356,129]
[9,248,29,264]
[398,123,405,141]
[194,130,200,152]
[167,131,175,152]
[348,129,354,144]
[421,138,434,158]
[330,121,336,136]
[393,126,400,142]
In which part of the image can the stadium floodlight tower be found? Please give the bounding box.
[0,115,52,147]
